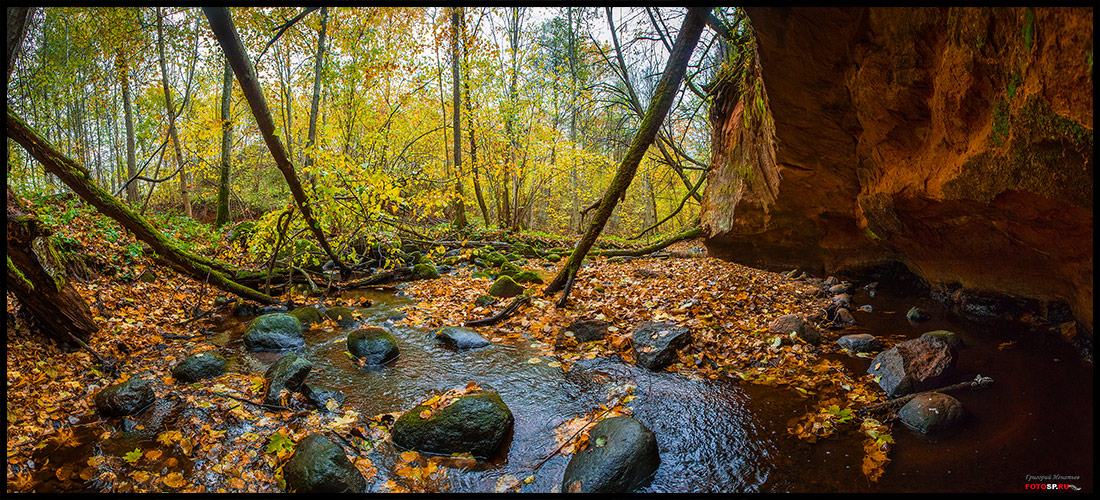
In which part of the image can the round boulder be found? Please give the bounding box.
[897,392,967,434]
[244,313,305,351]
[433,326,491,350]
[391,391,513,458]
[323,306,358,327]
[288,306,324,327]
[488,276,525,298]
[347,327,399,365]
[283,433,366,493]
[94,378,156,417]
[921,330,963,350]
[562,416,660,493]
[906,306,931,323]
[767,314,821,345]
[171,352,228,382]
[411,263,440,280]
[837,334,881,353]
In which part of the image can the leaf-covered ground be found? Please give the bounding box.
[7,204,898,493]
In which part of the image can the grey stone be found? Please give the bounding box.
[562,416,660,493]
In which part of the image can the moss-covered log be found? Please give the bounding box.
[6,106,278,305]
[6,186,98,350]
[592,226,704,257]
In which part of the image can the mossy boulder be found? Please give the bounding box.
[283,433,366,493]
[288,306,324,327]
[391,391,513,458]
[484,253,507,267]
[347,327,399,365]
[488,276,525,298]
[512,270,543,284]
[505,253,521,262]
[545,253,562,262]
[471,271,492,280]
[244,313,305,351]
[474,294,497,307]
[94,378,156,417]
[496,261,522,278]
[323,306,358,327]
[411,263,440,280]
[172,352,228,382]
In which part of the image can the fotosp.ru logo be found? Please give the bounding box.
[1024,483,1081,490]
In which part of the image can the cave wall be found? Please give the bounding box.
[702,7,1093,333]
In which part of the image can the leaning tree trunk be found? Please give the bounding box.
[7,107,278,305]
[544,8,707,305]
[203,7,352,278]
[7,186,98,351]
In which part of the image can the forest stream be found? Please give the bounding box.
[21,280,1093,493]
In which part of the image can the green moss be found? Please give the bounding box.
[862,226,881,241]
[1007,72,1022,100]
[8,256,34,291]
[990,99,1010,147]
[1022,8,1035,50]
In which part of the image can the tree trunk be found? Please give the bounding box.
[303,6,327,192]
[593,225,702,257]
[7,186,98,350]
[450,7,468,229]
[215,58,233,227]
[203,7,351,277]
[157,8,192,219]
[7,107,278,305]
[544,8,707,304]
[119,53,139,206]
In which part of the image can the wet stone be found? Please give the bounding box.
[833,308,856,327]
[288,306,324,327]
[283,433,366,493]
[347,327,399,365]
[867,337,957,398]
[562,416,660,493]
[907,306,931,323]
[565,319,610,343]
[631,321,692,371]
[832,293,853,309]
[244,313,305,351]
[921,329,963,350]
[391,391,514,458]
[434,326,491,350]
[323,306,358,327]
[837,334,881,353]
[94,378,156,417]
[300,383,346,410]
[828,283,854,295]
[263,352,313,406]
[171,352,228,382]
[768,314,821,345]
[897,392,967,434]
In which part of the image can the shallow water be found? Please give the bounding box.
[30,282,1093,493]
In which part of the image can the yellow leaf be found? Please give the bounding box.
[144,449,163,461]
[162,472,186,489]
[399,450,419,462]
[419,409,432,419]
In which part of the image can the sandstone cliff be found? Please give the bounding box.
[702,7,1093,333]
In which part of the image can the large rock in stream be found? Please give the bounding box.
[263,352,312,406]
[244,313,305,351]
[283,433,366,493]
[171,352,228,382]
[94,378,156,417]
[631,321,692,371]
[391,391,513,458]
[897,392,968,434]
[562,416,660,493]
[867,337,957,398]
[347,326,399,365]
[433,326,490,350]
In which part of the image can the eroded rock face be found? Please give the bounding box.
[703,7,1093,335]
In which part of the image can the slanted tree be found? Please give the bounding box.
[203,7,351,278]
[544,8,707,306]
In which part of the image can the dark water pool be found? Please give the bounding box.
[30,283,1093,493]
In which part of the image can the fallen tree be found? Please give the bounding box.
[6,186,99,351]
[593,225,703,257]
[7,107,278,305]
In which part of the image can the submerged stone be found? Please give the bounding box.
[898,392,967,434]
[244,313,305,351]
[172,352,228,382]
[347,326,399,365]
[434,326,491,350]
